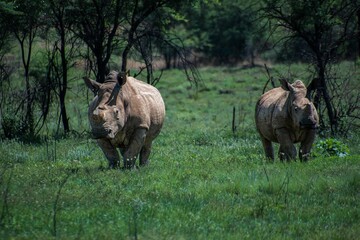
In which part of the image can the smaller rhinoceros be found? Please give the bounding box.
[255,79,319,161]
[84,71,165,169]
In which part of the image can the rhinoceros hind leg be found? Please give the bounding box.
[260,135,274,161]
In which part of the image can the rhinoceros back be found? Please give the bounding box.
[122,77,165,138]
[255,87,289,143]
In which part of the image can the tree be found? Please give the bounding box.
[119,0,170,77]
[6,0,46,137]
[180,0,265,65]
[357,5,360,58]
[69,0,199,85]
[261,0,360,135]
[68,0,123,83]
[120,0,199,85]
[0,2,17,137]
[45,0,79,134]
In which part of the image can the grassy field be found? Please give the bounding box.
[1,64,359,239]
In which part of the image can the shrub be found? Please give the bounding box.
[314,138,350,158]
[1,114,27,140]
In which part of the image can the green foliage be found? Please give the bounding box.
[263,0,359,60]
[1,114,25,140]
[314,138,350,158]
[183,0,265,63]
[0,2,18,15]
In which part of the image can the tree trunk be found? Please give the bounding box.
[308,53,338,136]
[357,9,360,58]
[59,91,69,133]
[51,1,70,134]
[320,76,337,135]
[122,43,132,73]
[316,57,337,135]
[96,51,107,83]
[249,48,255,68]
[59,20,70,133]
[19,36,34,136]
[59,39,69,133]
[164,51,171,69]
[25,74,34,136]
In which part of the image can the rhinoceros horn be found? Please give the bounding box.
[117,70,129,86]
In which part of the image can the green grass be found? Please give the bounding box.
[1,64,360,239]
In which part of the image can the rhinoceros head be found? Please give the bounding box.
[83,71,127,139]
[280,79,319,130]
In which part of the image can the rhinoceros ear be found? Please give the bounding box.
[83,77,101,94]
[279,78,295,93]
[292,80,307,95]
[117,71,128,86]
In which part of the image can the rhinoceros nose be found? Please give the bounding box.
[107,129,116,138]
[92,108,105,122]
[92,114,101,122]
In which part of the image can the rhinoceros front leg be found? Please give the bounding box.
[123,128,147,169]
[259,135,274,161]
[299,129,316,161]
[275,128,296,161]
[97,139,120,168]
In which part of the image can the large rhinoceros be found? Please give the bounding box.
[84,71,165,169]
[255,79,319,161]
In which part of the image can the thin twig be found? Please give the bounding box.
[262,64,276,93]
[52,171,74,237]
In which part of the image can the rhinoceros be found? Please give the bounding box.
[255,79,319,161]
[84,71,165,169]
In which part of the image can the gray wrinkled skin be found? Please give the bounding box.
[255,79,319,161]
[84,71,165,169]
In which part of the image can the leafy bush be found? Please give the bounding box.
[314,138,350,158]
[1,114,28,140]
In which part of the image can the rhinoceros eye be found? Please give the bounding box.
[294,106,299,112]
